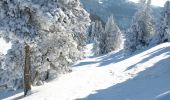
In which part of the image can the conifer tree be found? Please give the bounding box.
[92,16,122,55]
[91,20,105,55]
[104,16,122,53]
[153,1,170,44]
[124,0,155,52]
[0,0,90,90]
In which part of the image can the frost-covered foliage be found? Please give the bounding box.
[103,16,122,54]
[88,22,96,42]
[92,38,100,56]
[2,41,24,90]
[0,53,4,76]
[1,51,20,91]
[0,53,6,90]
[91,16,122,55]
[88,20,104,43]
[124,0,155,53]
[0,0,90,90]
[0,53,4,67]
[152,1,170,44]
[89,20,105,55]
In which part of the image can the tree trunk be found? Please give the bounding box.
[24,44,31,96]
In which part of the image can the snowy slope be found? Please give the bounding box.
[0,43,170,100]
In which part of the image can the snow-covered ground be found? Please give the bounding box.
[0,43,170,100]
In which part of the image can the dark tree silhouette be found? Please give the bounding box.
[24,44,31,96]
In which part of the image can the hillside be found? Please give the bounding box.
[80,0,161,29]
[1,43,170,100]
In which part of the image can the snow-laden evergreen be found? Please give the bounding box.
[92,38,100,56]
[124,0,155,53]
[88,20,104,43]
[0,0,170,99]
[3,41,25,90]
[0,53,9,91]
[0,0,90,90]
[91,16,122,55]
[89,21,105,55]
[0,53,4,72]
[103,16,122,54]
[152,1,170,44]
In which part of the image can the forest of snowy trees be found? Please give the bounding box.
[91,0,170,55]
[0,0,170,95]
[90,16,122,55]
[0,0,90,91]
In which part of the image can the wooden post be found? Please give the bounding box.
[24,44,31,96]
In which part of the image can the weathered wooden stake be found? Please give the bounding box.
[24,44,31,96]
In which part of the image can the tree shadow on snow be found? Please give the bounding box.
[95,47,165,67]
[73,45,170,70]
[11,90,38,100]
[0,89,38,100]
[73,50,127,67]
[125,47,169,71]
[0,89,23,99]
[77,56,170,100]
[72,61,99,67]
[156,91,170,100]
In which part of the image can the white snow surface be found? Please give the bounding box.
[1,43,170,100]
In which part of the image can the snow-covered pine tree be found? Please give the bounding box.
[0,53,4,67]
[92,37,100,56]
[88,20,104,43]
[91,20,105,55]
[88,22,96,42]
[124,0,155,53]
[0,0,90,90]
[104,16,122,53]
[3,41,25,90]
[0,53,4,81]
[152,1,170,44]
[0,53,8,90]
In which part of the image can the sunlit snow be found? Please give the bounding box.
[1,43,170,100]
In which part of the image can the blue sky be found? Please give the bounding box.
[129,0,168,7]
